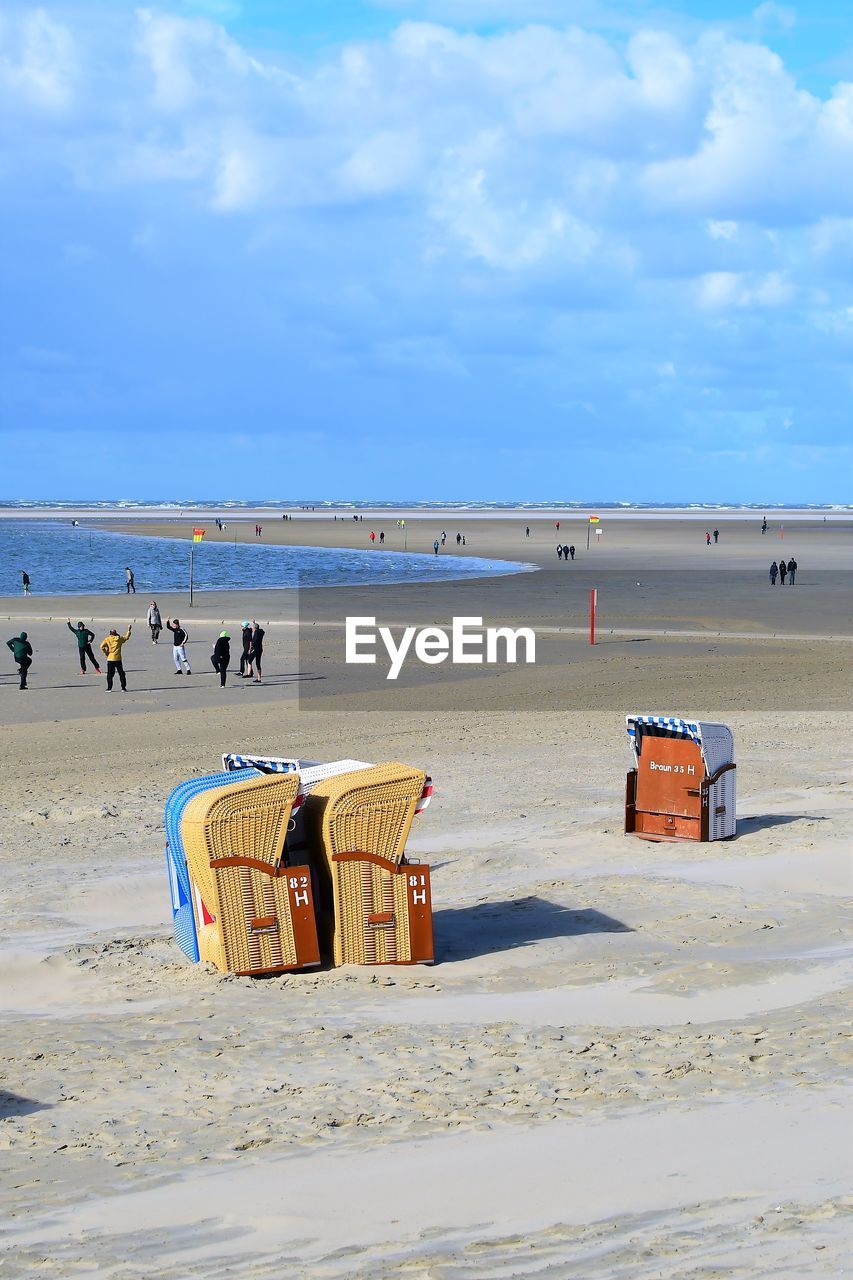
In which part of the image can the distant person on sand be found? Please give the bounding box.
[433,540,439,555]
[211,631,230,687]
[557,544,563,560]
[379,531,384,544]
[569,545,575,560]
[21,570,30,595]
[713,529,719,543]
[249,621,264,684]
[788,557,797,585]
[562,544,569,561]
[147,601,162,643]
[525,526,530,538]
[7,631,32,689]
[779,558,788,585]
[769,561,778,585]
[705,531,711,546]
[370,530,375,544]
[456,532,461,546]
[762,517,767,535]
[125,567,136,594]
[441,531,447,546]
[67,619,101,675]
[240,621,253,678]
[166,618,191,674]
[100,625,132,692]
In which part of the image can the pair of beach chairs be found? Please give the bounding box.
[165,757,434,976]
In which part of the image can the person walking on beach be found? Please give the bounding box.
[239,621,253,678]
[569,545,575,560]
[67,619,101,675]
[557,544,563,560]
[562,544,570,561]
[769,561,778,585]
[370,530,375,544]
[7,631,33,689]
[441,531,447,546]
[456,532,461,546]
[125,567,136,594]
[713,529,719,543]
[779,558,788,585]
[525,526,530,538]
[249,621,265,684]
[100,625,131,692]
[705,531,711,546]
[166,618,191,674]
[147,601,162,643]
[762,517,767,535]
[21,570,30,595]
[211,631,230,687]
[788,556,798,585]
[379,531,384,544]
[433,540,439,555]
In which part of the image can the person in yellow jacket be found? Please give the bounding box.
[100,624,132,692]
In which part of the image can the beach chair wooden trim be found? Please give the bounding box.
[211,855,296,876]
[331,850,401,873]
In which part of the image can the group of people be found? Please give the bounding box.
[705,530,720,545]
[5,613,266,692]
[556,544,576,560]
[769,559,798,585]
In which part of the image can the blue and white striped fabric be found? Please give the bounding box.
[627,715,701,745]
[222,753,299,774]
[164,768,261,963]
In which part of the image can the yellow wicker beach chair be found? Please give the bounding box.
[303,763,433,966]
[181,772,320,976]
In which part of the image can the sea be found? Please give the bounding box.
[0,521,526,597]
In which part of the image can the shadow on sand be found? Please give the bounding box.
[737,814,829,835]
[0,1091,51,1118]
[435,895,632,963]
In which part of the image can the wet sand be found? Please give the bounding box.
[1,510,851,1276]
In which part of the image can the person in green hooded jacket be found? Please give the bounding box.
[6,632,33,689]
[67,619,101,675]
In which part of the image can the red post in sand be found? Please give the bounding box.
[590,588,597,646]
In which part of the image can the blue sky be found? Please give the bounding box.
[1,1,852,502]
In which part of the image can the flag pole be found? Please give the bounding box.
[189,541,194,608]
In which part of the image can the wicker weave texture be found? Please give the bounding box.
[304,763,426,965]
[181,772,302,974]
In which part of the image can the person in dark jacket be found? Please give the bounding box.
[249,621,265,684]
[239,621,253,677]
[67,619,101,674]
[779,558,788,585]
[7,631,33,689]
[166,619,191,674]
[557,544,563,560]
[568,545,575,560]
[787,557,798,585]
[211,631,230,687]
[562,544,569,561]
[769,561,778,584]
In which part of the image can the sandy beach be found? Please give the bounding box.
[1,510,851,1277]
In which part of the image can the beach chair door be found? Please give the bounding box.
[634,735,704,840]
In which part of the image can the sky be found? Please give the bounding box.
[2,1,853,502]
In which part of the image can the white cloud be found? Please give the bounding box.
[707,219,738,241]
[0,9,75,111]
[753,3,796,35]
[697,270,793,310]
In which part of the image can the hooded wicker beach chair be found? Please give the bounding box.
[165,768,262,963]
[180,771,320,975]
[301,762,434,966]
[625,714,736,842]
